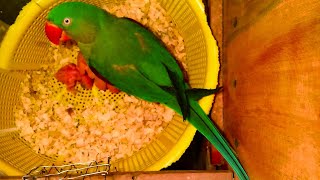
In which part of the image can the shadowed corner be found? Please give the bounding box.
[0,0,31,25]
[162,132,209,170]
[0,0,31,43]
[0,20,9,43]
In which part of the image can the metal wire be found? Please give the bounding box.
[23,157,111,179]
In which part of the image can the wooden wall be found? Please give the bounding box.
[223,0,320,179]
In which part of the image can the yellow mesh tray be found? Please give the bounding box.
[0,0,219,175]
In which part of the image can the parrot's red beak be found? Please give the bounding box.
[45,21,71,45]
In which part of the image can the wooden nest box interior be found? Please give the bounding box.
[220,0,320,179]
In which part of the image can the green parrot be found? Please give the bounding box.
[45,2,248,179]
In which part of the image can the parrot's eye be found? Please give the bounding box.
[62,18,72,26]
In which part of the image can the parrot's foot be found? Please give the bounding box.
[54,63,93,92]
[77,53,120,93]
[53,53,122,93]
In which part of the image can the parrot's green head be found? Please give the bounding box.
[45,2,105,45]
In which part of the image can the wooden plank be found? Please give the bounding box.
[0,171,233,180]
[133,171,232,180]
[223,0,320,179]
[207,0,229,172]
[209,0,224,131]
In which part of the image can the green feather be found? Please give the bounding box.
[47,2,249,180]
[186,87,223,101]
[163,63,190,119]
[162,86,223,101]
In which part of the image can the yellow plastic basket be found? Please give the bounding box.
[0,0,219,175]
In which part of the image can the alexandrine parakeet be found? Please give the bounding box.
[45,2,248,179]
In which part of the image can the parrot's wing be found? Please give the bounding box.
[162,86,223,101]
[132,23,190,119]
[88,57,174,104]
[162,62,190,119]
[107,17,191,119]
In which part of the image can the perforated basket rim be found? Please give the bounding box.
[0,0,219,175]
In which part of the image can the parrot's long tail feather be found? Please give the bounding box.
[188,100,249,180]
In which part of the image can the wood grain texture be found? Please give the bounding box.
[209,0,224,131]
[223,0,320,179]
[208,0,229,171]
[0,171,232,180]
